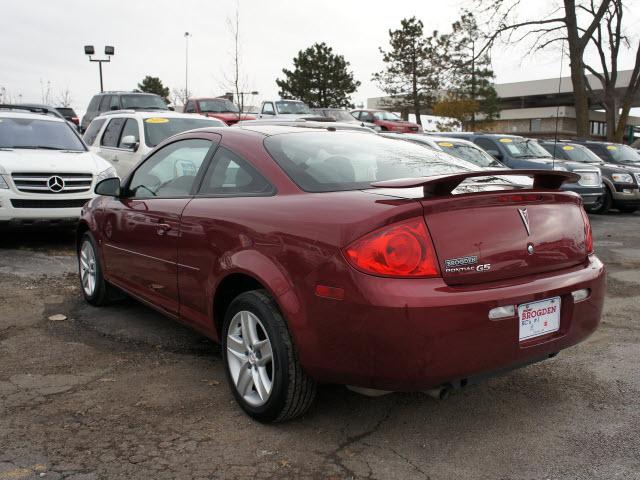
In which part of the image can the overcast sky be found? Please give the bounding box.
[2,0,639,115]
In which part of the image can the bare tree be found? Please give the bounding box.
[580,0,640,142]
[40,79,53,105]
[57,88,73,107]
[474,0,612,138]
[171,87,192,109]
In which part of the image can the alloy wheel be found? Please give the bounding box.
[226,310,274,407]
[79,240,97,296]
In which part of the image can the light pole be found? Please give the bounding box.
[84,45,114,92]
[184,32,191,100]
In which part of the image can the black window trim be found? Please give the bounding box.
[122,135,221,200]
[116,118,141,150]
[194,145,277,198]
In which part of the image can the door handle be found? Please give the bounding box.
[156,223,172,235]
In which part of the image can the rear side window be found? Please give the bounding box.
[101,118,125,147]
[87,96,100,112]
[198,147,273,196]
[264,131,472,193]
[98,96,111,112]
[475,138,497,152]
[83,118,106,145]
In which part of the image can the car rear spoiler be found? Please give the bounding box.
[370,169,580,197]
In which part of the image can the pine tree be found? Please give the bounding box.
[276,43,361,108]
[136,76,170,103]
[372,17,448,126]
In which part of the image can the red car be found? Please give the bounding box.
[78,126,605,422]
[351,109,422,133]
[184,97,256,125]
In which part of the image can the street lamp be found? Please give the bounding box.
[84,45,114,93]
[184,32,192,100]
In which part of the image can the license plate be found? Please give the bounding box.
[518,297,561,341]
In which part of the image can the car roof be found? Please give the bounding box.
[94,110,225,121]
[427,135,477,146]
[235,120,374,132]
[0,108,65,122]
[233,124,375,136]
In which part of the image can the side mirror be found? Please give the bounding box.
[95,177,121,197]
[121,135,139,151]
[486,149,503,160]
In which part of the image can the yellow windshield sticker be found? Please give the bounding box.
[606,145,617,150]
[438,142,454,147]
[145,117,170,124]
[499,138,513,143]
[562,146,574,151]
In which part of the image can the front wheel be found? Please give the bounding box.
[78,232,122,306]
[222,290,316,422]
[589,185,612,214]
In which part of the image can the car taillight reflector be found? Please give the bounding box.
[498,194,542,203]
[343,217,440,278]
[580,208,594,254]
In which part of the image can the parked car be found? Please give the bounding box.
[18,103,79,130]
[382,133,532,186]
[79,126,604,422]
[0,105,117,227]
[539,141,640,214]
[236,118,377,133]
[311,108,380,131]
[433,133,603,209]
[84,110,225,177]
[184,97,256,125]
[351,109,422,133]
[257,99,321,120]
[81,92,169,133]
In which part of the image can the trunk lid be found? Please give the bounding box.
[421,192,588,285]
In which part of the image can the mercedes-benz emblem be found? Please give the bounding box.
[47,176,64,192]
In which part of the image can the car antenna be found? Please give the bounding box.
[553,40,566,170]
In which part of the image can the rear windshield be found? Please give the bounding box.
[0,117,85,151]
[121,95,168,110]
[275,101,311,115]
[264,131,473,192]
[56,108,76,117]
[143,117,222,147]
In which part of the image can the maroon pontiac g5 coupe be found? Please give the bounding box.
[77,126,605,422]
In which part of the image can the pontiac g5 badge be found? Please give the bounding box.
[518,208,531,236]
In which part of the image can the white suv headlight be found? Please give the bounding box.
[612,173,633,184]
[575,170,601,187]
[96,167,118,183]
[0,175,8,189]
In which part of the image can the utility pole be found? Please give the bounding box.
[184,32,191,100]
[471,40,476,131]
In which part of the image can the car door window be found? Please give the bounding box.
[101,118,126,147]
[351,111,361,120]
[198,147,274,196]
[128,139,212,198]
[118,119,139,148]
[475,138,497,152]
[185,101,196,113]
[361,112,375,122]
[109,96,120,111]
[98,95,111,112]
[83,118,106,145]
[262,103,275,115]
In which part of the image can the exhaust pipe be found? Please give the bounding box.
[424,385,452,400]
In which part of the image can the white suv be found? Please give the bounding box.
[0,106,117,226]
[84,110,225,177]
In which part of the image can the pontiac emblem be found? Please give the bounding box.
[518,208,531,236]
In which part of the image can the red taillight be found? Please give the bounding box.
[580,208,594,254]
[343,217,440,278]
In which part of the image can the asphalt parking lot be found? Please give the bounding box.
[1,212,639,480]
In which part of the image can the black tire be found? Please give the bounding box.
[589,185,612,214]
[78,232,122,306]
[221,289,316,422]
[617,205,638,213]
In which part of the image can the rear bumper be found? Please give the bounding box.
[292,255,605,391]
